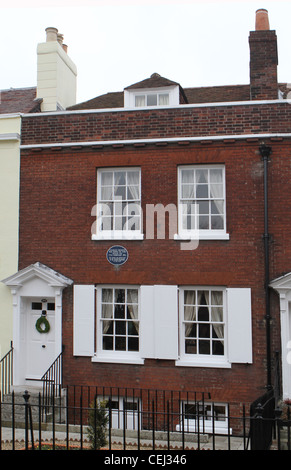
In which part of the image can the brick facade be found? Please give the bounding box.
[19,136,288,404]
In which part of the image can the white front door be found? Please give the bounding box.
[26,299,56,380]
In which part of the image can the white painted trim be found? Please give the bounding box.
[20,133,291,150]
[21,98,291,118]
[0,133,20,141]
[0,113,22,120]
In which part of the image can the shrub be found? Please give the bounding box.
[87,398,109,450]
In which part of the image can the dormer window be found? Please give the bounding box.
[124,73,185,108]
[135,92,169,107]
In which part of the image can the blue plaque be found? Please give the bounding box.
[106,246,128,266]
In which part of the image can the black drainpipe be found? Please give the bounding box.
[259,143,272,390]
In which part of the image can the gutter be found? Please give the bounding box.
[20,132,291,150]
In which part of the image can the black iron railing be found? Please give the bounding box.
[1,385,291,450]
[0,343,13,400]
[41,351,63,417]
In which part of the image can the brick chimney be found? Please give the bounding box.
[249,9,278,100]
[37,27,77,112]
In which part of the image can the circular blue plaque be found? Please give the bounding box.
[106,246,129,266]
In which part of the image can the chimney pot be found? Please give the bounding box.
[57,33,64,45]
[45,27,58,42]
[255,9,270,30]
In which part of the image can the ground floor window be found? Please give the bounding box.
[177,402,230,434]
[101,397,140,430]
[180,287,225,360]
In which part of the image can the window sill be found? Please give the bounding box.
[174,232,230,241]
[175,423,231,435]
[92,232,144,241]
[92,354,144,365]
[175,358,231,369]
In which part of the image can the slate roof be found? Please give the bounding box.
[0,87,42,114]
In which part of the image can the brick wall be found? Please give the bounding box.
[19,137,288,404]
[21,102,291,147]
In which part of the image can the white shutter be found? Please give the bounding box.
[140,285,178,360]
[227,288,252,364]
[73,285,95,356]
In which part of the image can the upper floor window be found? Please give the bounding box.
[177,165,229,240]
[135,93,169,107]
[93,167,143,240]
[124,85,180,108]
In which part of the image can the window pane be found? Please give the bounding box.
[128,337,139,351]
[185,339,197,354]
[209,168,223,183]
[210,183,223,199]
[115,336,126,351]
[135,95,145,107]
[101,172,113,186]
[127,289,138,304]
[181,169,194,184]
[211,291,223,305]
[213,340,224,355]
[114,304,125,319]
[147,94,157,106]
[116,321,126,335]
[196,169,208,183]
[198,200,209,215]
[199,215,209,229]
[102,288,113,303]
[159,94,169,105]
[185,323,196,337]
[32,302,42,310]
[211,215,224,229]
[128,321,138,335]
[103,336,113,350]
[211,200,224,215]
[196,185,208,199]
[115,289,125,303]
[102,304,113,319]
[101,186,113,201]
[199,340,210,354]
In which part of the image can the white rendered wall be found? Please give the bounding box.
[0,116,20,357]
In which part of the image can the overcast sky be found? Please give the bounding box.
[1,0,291,104]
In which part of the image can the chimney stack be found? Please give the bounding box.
[249,9,278,100]
[37,27,77,112]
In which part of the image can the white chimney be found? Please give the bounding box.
[37,27,77,112]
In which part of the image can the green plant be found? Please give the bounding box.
[87,399,109,450]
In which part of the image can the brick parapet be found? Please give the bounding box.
[21,101,291,146]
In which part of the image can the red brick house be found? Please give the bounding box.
[3,9,291,432]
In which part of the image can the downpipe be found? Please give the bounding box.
[259,143,272,390]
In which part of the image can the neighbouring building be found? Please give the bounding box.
[0,28,76,365]
[3,9,291,433]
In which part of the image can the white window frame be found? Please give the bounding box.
[176,165,229,241]
[176,401,231,435]
[176,286,231,368]
[93,285,144,365]
[93,167,143,241]
[124,86,180,108]
[100,396,141,431]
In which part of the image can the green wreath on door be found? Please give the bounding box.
[35,315,50,334]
